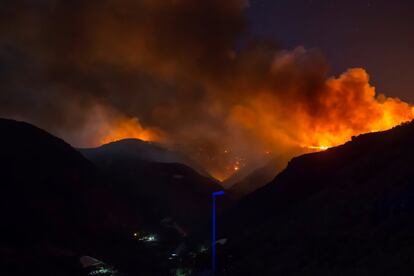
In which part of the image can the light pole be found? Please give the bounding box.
[212,190,225,275]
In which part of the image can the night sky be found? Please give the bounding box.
[247,0,414,102]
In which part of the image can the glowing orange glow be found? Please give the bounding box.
[307,145,329,151]
[231,68,414,157]
[296,69,414,150]
[95,69,414,182]
[213,175,226,182]
[100,117,161,145]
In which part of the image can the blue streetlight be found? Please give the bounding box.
[212,190,225,275]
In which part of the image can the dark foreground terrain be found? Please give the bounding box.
[218,120,414,275]
[0,118,223,275]
[2,118,414,275]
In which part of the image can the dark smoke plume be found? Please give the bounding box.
[0,0,412,180]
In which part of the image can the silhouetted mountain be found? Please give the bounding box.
[217,121,414,275]
[0,118,138,275]
[227,158,283,199]
[11,117,414,275]
[1,119,212,275]
[81,138,182,164]
[81,138,212,179]
[80,139,225,234]
[0,118,123,240]
[223,146,307,190]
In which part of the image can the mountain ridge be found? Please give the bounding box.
[219,120,414,275]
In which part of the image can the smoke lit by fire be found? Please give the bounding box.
[100,65,413,181]
[186,65,414,180]
[1,1,414,181]
[244,66,414,153]
[100,117,160,145]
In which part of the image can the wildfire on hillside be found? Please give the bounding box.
[2,1,414,182]
[100,117,160,145]
[96,68,414,181]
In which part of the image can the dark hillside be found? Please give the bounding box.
[81,139,225,233]
[219,121,414,275]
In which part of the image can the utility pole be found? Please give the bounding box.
[212,191,225,275]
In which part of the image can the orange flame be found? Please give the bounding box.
[235,68,414,154]
[100,117,161,145]
[94,68,414,182]
[298,69,414,150]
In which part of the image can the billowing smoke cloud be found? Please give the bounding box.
[0,0,412,181]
